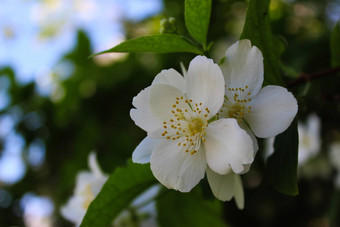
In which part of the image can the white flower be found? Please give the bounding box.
[264,114,321,166]
[298,114,321,165]
[114,185,160,227]
[60,152,108,226]
[218,40,298,142]
[131,56,254,203]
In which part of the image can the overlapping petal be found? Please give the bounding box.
[132,136,159,164]
[204,119,254,174]
[245,85,298,138]
[151,68,186,93]
[150,140,206,192]
[131,69,186,133]
[233,174,245,209]
[206,167,235,201]
[206,168,244,209]
[186,56,225,117]
[221,40,263,98]
[149,84,185,123]
[130,86,161,133]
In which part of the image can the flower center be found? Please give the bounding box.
[81,184,94,210]
[188,118,205,134]
[160,96,209,155]
[218,85,252,122]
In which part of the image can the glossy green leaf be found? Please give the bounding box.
[331,22,340,67]
[91,34,202,56]
[266,118,299,196]
[157,188,227,227]
[240,0,284,86]
[185,0,212,47]
[80,161,157,227]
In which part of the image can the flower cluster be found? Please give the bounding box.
[60,152,159,226]
[130,40,298,208]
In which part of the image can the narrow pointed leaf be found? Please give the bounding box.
[91,34,202,56]
[331,22,340,67]
[241,0,284,86]
[157,188,227,227]
[266,118,299,195]
[80,161,157,227]
[185,0,212,46]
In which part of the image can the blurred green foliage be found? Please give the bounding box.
[1,0,340,226]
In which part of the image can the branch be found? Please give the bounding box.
[286,66,340,88]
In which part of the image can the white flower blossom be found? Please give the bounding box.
[218,40,298,144]
[297,114,321,165]
[131,56,254,207]
[60,152,108,226]
[264,114,321,166]
[205,40,297,206]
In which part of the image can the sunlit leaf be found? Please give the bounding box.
[266,118,299,195]
[331,22,340,67]
[91,34,202,56]
[241,0,284,86]
[157,188,227,227]
[185,0,212,47]
[80,161,157,227]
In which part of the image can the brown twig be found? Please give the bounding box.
[286,66,340,88]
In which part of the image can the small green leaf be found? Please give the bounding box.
[80,161,157,227]
[331,22,340,67]
[240,0,284,86]
[185,0,212,47]
[157,188,227,227]
[91,34,202,57]
[266,118,299,196]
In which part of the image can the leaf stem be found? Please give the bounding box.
[286,66,340,88]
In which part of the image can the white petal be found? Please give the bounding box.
[264,137,275,160]
[130,86,162,133]
[74,172,95,194]
[240,122,259,155]
[132,136,158,164]
[206,169,244,209]
[60,196,85,225]
[233,174,245,210]
[149,84,185,122]
[88,152,105,178]
[205,119,254,174]
[221,40,264,97]
[152,68,186,93]
[180,62,188,79]
[245,85,298,138]
[186,56,225,117]
[300,114,321,159]
[150,140,206,192]
[206,167,235,201]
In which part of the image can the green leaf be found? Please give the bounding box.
[266,118,299,196]
[331,22,340,67]
[157,188,227,227]
[80,161,157,227]
[240,0,284,86]
[185,0,212,47]
[91,34,202,57]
